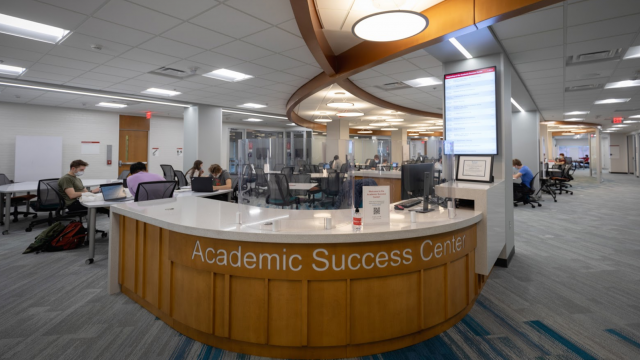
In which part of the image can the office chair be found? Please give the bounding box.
[320,172,342,208]
[550,164,573,195]
[291,173,311,201]
[134,181,176,202]
[266,174,299,209]
[339,163,348,173]
[174,170,188,188]
[117,170,130,180]
[0,174,37,225]
[514,173,542,208]
[240,164,257,203]
[281,166,294,182]
[273,163,284,171]
[311,165,320,173]
[254,168,269,197]
[537,163,557,203]
[160,164,176,182]
[46,183,107,238]
[26,179,61,232]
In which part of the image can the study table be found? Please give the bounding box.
[107,197,486,358]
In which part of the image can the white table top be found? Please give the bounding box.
[289,183,316,190]
[109,196,482,244]
[0,179,117,193]
[82,189,232,208]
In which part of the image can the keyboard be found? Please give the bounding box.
[397,199,422,208]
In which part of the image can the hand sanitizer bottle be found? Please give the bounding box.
[353,208,362,232]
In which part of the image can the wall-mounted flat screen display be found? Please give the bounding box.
[444,66,498,155]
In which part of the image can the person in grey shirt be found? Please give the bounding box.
[331,155,342,171]
[208,164,232,190]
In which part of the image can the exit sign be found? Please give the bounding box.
[612,117,623,124]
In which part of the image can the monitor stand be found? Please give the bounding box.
[414,171,434,213]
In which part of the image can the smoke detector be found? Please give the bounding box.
[91,44,102,51]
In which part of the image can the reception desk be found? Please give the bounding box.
[108,198,485,358]
[354,170,402,203]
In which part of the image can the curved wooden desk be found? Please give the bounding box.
[109,198,485,359]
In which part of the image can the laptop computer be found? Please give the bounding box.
[191,177,217,193]
[101,183,133,202]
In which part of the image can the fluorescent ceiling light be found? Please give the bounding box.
[426,126,443,129]
[629,115,640,118]
[0,81,191,107]
[613,124,628,127]
[561,133,574,136]
[419,131,434,134]
[564,111,589,115]
[623,45,640,59]
[96,102,127,108]
[380,127,398,131]
[352,10,428,42]
[353,126,373,129]
[314,118,332,122]
[408,133,420,136]
[368,122,388,127]
[402,77,442,88]
[238,103,267,109]
[221,109,286,119]
[594,98,630,104]
[141,88,181,97]
[327,102,354,108]
[511,98,525,112]
[624,120,639,123]
[242,118,263,122]
[336,111,364,117]
[0,64,26,76]
[0,13,70,44]
[385,118,404,122]
[604,80,640,89]
[286,123,297,126]
[315,111,335,115]
[203,69,252,82]
[357,130,373,134]
[449,37,472,59]
[564,118,584,121]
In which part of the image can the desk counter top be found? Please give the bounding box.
[110,197,481,244]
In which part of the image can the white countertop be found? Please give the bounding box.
[0,179,116,193]
[110,196,482,244]
[82,189,231,208]
[353,170,401,179]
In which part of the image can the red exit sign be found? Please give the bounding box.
[612,117,624,124]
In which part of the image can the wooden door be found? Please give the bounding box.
[119,116,150,175]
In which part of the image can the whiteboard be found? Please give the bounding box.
[15,136,63,182]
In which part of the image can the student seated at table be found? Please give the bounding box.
[185,160,204,179]
[583,154,589,164]
[370,155,380,169]
[434,156,443,171]
[58,159,101,212]
[209,164,232,190]
[331,155,342,171]
[512,159,534,200]
[127,162,165,197]
[556,153,566,165]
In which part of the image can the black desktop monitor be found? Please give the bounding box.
[401,163,434,200]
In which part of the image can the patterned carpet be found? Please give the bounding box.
[1,171,639,360]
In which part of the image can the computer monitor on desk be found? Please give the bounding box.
[401,163,434,199]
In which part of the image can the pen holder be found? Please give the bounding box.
[324,217,332,230]
[272,220,280,232]
[410,211,416,223]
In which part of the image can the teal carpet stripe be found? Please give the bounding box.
[605,329,640,350]
[461,315,491,336]
[170,335,195,360]
[526,320,597,360]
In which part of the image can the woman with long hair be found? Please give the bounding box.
[185,160,204,180]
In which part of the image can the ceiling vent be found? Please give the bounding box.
[374,81,412,91]
[565,83,604,92]
[150,66,197,80]
[566,48,622,66]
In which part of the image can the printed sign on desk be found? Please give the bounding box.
[363,186,390,224]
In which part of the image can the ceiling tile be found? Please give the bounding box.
[502,29,563,53]
[277,19,302,37]
[568,14,640,43]
[213,41,273,61]
[242,27,305,53]
[252,54,304,71]
[103,57,159,72]
[94,0,182,35]
[129,0,218,20]
[39,55,99,71]
[66,78,114,89]
[227,62,276,76]
[79,71,128,83]
[520,68,564,80]
[281,46,318,65]
[139,37,205,58]
[120,48,180,66]
[284,65,322,79]
[30,63,85,77]
[91,65,143,79]
[509,46,564,65]
[76,18,155,47]
[135,73,181,85]
[566,34,636,57]
[48,45,113,64]
[37,0,106,15]
[61,33,132,57]
[21,70,74,82]
[239,77,277,87]
[373,60,420,75]
[406,55,441,70]
[493,6,563,40]
[389,69,434,82]
[0,0,87,30]
[317,8,349,30]
[0,33,55,54]
[259,71,303,83]
[161,23,234,50]
[188,51,245,68]
[349,69,382,81]
[353,75,399,87]
[0,45,43,62]
[169,80,210,90]
[515,58,564,73]
[190,5,271,38]
[0,56,33,69]
[568,0,640,26]
[225,0,294,25]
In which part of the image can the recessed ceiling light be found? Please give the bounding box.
[564,111,589,115]
[613,124,628,127]
[286,123,296,126]
[623,45,640,60]
[0,64,26,76]
[203,69,252,82]
[564,118,584,121]
[96,102,127,108]
[561,132,574,136]
[357,130,373,134]
[331,91,349,96]
[336,111,364,117]
[604,80,640,89]
[380,127,398,131]
[242,118,263,122]
[314,118,332,122]
[141,88,181,97]
[449,37,472,59]
[426,126,443,129]
[511,98,525,112]
[352,10,428,42]
[327,101,354,108]
[385,118,404,122]
[408,133,420,136]
[402,77,442,88]
[594,98,630,104]
[354,136,359,139]
[624,120,639,123]
[0,13,70,44]
[629,115,640,118]
[353,126,373,129]
[221,109,286,119]
[419,131,434,134]
[238,103,267,108]
[368,122,387,126]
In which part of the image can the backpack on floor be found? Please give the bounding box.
[44,221,87,252]
[23,222,66,254]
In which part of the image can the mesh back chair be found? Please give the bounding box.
[160,164,176,182]
[321,172,342,207]
[281,166,294,182]
[254,168,269,197]
[240,165,257,202]
[26,178,61,232]
[311,165,320,173]
[134,181,176,202]
[514,173,542,208]
[291,173,311,199]
[46,183,107,237]
[175,170,188,188]
[118,170,130,180]
[266,173,299,209]
[0,174,36,226]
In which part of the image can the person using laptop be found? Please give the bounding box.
[209,164,232,190]
[58,159,102,212]
[127,162,165,197]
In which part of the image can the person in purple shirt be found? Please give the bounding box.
[126,162,165,197]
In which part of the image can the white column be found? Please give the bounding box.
[391,129,406,164]
[512,111,540,172]
[597,128,603,183]
[325,119,350,163]
[183,105,223,172]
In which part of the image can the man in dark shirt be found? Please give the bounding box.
[58,159,101,211]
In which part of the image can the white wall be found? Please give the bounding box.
[512,111,539,174]
[0,102,119,180]
[148,115,184,176]
[609,133,628,173]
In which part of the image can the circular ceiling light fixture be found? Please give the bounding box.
[408,133,420,136]
[327,101,354,108]
[358,130,373,134]
[336,111,364,117]
[353,10,429,42]
[314,118,332,122]
[368,122,388,126]
[385,118,404,122]
[380,127,398,130]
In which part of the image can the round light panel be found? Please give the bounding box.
[352,10,429,42]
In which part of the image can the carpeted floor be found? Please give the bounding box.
[1,171,639,360]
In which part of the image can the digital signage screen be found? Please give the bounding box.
[444,66,498,155]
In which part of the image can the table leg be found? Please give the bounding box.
[86,207,96,264]
[0,192,4,227]
[3,193,11,235]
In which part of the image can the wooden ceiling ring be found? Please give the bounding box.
[542,121,601,127]
[290,0,337,76]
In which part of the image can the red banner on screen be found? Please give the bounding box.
[444,67,495,80]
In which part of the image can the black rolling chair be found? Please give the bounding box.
[46,183,107,237]
[26,179,61,232]
[240,165,257,202]
[0,174,37,225]
[514,173,542,208]
[550,164,573,195]
[339,163,348,173]
[160,164,176,182]
[254,168,269,197]
[321,172,342,208]
[266,173,299,209]
[281,166,294,182]
[117,170,130,180]
[291,173,311,201]
[311,165,320,173]
[134,181,176,202]
[175,170,188,188]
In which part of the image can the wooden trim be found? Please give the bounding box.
[348,129,391,136]
[119,115,149,131]
[290,0,336,75]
